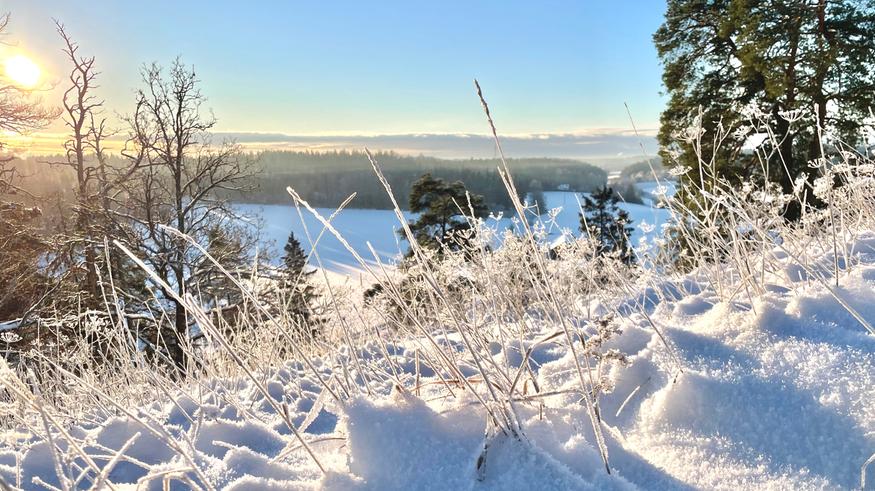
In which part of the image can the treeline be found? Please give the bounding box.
[15,150,611,212]
[619,157,665,181]
[221,150,608,210]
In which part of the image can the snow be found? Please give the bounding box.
[235,203,415,274]
[538,189,671,248]
[332,394,630,490]
[235,183,672,274]
[3,231,873,490]
[0,319,20,332]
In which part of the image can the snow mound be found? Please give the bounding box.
[330,392,633,490]
[2,236,875,490]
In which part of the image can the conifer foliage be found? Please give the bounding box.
[579,186,635,264]
[279,231,321,337]
[194,225,249,307]
[405,173,488,254]
[654,0,875,221]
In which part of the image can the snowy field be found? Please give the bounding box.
[236,183,673,273]
[2,232,872,489]
[4,173,874,490]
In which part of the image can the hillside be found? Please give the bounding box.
[7,152,609,212]
[2,158,874,488]
[2,232,872,489]
[228,151,608,210]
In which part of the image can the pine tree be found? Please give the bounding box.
[0,14,58,321]
[279,232,320,337]
[405,173,488,254]
[579,186,635,264]
[655,0,875,221]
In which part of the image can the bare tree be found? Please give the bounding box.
[121,59,255,371]
[48,21,105,304]
[49,22,159,320]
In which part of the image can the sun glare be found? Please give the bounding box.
[4,54,41,88]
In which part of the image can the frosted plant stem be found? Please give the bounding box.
[474,79,611,474]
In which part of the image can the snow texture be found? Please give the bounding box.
[3,233,873,490]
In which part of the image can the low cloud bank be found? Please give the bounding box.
[215,131,658,168]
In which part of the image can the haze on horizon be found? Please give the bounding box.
[1,0,666,162]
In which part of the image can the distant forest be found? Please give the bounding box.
[10,150,613,211]
[618,157,665,181]
[218,150,609,210]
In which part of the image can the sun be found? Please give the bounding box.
[4,54,41,88]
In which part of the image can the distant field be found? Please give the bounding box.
[237,183,672,272]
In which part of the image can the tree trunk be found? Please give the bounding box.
[801,0,834,215]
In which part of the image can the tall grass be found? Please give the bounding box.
[2,99,875,489]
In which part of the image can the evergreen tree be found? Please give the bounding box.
[193,225,249,307]
[655,0,875,221]
[579,186,635,264]
[405,173,488,254]
[101,237,150,313]
[0,204,52,320]
[279,232,320,336]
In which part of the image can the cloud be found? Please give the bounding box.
[5,129,659,169]
[212,130,659,166]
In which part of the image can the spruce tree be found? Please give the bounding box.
[280,232,320,336]
[527,179,547,217]
[194,225,248,307]
[579,186,635,264]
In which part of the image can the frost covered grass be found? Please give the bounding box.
[1,101,875,490]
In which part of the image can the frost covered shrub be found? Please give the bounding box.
[365,214,637,337]
[5,105,875,488]
[655,106,875,300]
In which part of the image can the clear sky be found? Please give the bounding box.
[2,1,667,156]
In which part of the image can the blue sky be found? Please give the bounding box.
[3,1,666,154]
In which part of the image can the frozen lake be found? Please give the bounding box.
[234,182,674,273]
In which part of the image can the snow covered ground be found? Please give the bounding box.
[234,203,415,274]
[235,183,673,273]
[3,231,872,490]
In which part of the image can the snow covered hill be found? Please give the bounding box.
[3,231,872,490]
[234,182,673,274]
